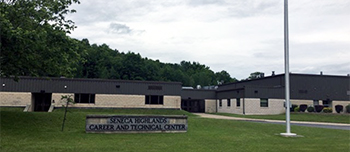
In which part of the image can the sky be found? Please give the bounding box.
[66,0,350,80]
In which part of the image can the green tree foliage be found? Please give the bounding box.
[247,72,265,80]
[0,0,81,78]
[215,70,237,84]
[72,41,237,87]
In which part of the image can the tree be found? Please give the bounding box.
[143,59,160,81]
[61,95,75,131]
[192,71,215,87]
[120,52,144,80]
[0,0,81,78]
[248,72,265,80]
[215,70,237,84]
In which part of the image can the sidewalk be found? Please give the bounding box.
[194,113,350,130]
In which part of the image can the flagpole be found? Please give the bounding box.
[281,0,297,137]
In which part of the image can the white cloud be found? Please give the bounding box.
[67,0,350,79]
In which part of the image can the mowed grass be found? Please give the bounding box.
[215,112,350,124]
[1,108,349,152]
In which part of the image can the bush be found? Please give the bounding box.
[315,105,324,113]
[299,104,307,112]
[346,104,350,113]
[307,106,314,112]
[294,107,300,112]
[335,105,343,113]
[323,107,332,113]
[290,104,298,112]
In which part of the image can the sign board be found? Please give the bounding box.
[86,115,187,133]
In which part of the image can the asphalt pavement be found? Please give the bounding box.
[194,113,350,130]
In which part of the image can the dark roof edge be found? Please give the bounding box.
[219,73,349,87]
[181,89,217,92]
[289,73,349,78]
[0,76,182,85]
[216,88,245,93]
[219,74,284,87]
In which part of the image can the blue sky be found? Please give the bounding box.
[67,0,350,79]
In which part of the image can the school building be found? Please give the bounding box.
[1,73,349,114]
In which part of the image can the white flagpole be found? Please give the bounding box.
[281,0,297,137]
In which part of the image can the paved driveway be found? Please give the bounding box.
[194,113,350,130]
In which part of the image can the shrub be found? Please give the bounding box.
[323,107,332,113]
[299,104,307,112]
[294,107,300,112]
[346,104,350,113]
[335,105,343,113]
[290,104,298,112]
[307,106,314,112]
[314,105,324,113]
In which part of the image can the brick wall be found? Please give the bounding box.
[1,92,181,110]
[234,98,244,114]
[53,94,181,109]
[244,98,285,115]
[205,99,216,113]
[163,96,181,109]
[216,98,350,115]
[52,93,74,106]
[217,99,244,114]
[95,94,144,108]
[290,99,314,106]
[290,99,350,113]
[0,92,31,107]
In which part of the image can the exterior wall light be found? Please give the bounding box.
[2,83,5,87]
[64,85,67,89]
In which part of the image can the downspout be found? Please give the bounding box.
[215,90,218,113]
[243,86,246,115]
[243,98,245,115]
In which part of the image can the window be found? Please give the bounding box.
[227,99,231,107]
[74,94,95,104]
[219,99,222,107]
[322,99,331,107]
[145,95,164,105]
[260,98,268,107]
[236,98,241,107]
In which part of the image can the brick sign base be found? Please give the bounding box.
[86,115,188,133]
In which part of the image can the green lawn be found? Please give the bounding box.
[214,112,350,124]
[1,108,349,152]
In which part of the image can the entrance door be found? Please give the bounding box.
[32,93,52,112]
[181,100,205,113]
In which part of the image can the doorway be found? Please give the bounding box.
[181,99,205,113]
[32,93,52,112]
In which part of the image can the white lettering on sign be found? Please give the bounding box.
[86,115,187,133]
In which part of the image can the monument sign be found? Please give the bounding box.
[86,115,187,133]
